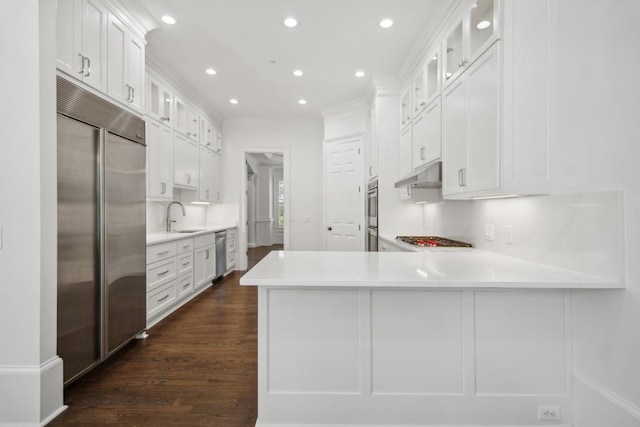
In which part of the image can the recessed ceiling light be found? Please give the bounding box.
[284,17,298,28]
[476,20,491,30]
[298,99,307,105]
[230,98,239,104]
[161,15,176,25]
[379,18,394,29]
[293,69,304,77]
[355,71,365,78]
[205,68,217,75]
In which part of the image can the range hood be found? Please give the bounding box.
[394,161,442,189]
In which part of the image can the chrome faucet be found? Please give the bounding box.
[166,201,186,232]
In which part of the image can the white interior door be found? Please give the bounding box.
[324,136,364,251]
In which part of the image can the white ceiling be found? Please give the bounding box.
[132,0,453,121]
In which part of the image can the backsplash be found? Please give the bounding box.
[146,191,208,233]
[422,191,624,281]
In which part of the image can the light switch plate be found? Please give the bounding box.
[484,224,494,241]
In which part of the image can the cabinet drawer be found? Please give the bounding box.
[147,258,177,291]
[177,238,194,254]
[177,252,193,275]
[226,251,237,270]
[147,241,177,264]
[226,228,237,240]
[147,280,177,320]
[194,232,215,249]
[227,237,237,253]
[176,272,194,300]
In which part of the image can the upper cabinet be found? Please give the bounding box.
[57,0,108,92]
[175,97,200,142]
[57,0,147,114]
[441,0,550,199]
[443,0,498,86]
[147,76,173,126]
[106,13,145,113]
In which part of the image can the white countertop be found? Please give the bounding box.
[240,249,623,289]
[147,224,237,245]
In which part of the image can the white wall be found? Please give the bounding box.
[0,1,64,425]
[209,118,324,269]
[411,1,640,425]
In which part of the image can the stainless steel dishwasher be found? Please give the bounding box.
[214,231,227,280]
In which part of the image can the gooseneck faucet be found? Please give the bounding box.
[166,201,186,231]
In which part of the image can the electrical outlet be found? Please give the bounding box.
[483,224,494,241]
[538,406,561,421]
[505,226,513,244]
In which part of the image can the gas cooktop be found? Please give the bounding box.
[396,236,473,248]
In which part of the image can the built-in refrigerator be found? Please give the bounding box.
[57,77,146,385]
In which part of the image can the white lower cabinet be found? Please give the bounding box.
[226,228,237,274]
[146,234,215,328]
[194,233,216,289]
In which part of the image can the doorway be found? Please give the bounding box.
[240,150,290,270]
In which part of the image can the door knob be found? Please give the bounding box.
[327,226,333,231]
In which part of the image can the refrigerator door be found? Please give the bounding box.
[104,132,146,355]
[57,114,101,384]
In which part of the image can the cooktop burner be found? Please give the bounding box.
[396,236,473,248]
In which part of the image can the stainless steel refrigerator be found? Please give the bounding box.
[57,77,146,385]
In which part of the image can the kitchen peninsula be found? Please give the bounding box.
[240,250,622,426]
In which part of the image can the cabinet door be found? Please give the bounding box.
[147,119,173,199]
[444,18,465,85]
[213,152,223,202]
[399,125,413,200]
[412,70,427,117]
[148,77,172,124]
[106,13,127,104]
[193,247,207,288]
[466,43,500,193]
[82,0,107,91]
[174,133,199,189]
[400,87,412,129]
[186,109,199,142]
[56,0,82,76]
[199,146,214,202]
[205,246,216,282]
[174,97,188,135]
[127,35,145,112]
[412,98,441,170]
[442,76,468,196]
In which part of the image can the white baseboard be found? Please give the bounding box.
[574,371,640,421]
[248,242,257,248]
[0,356,64,426]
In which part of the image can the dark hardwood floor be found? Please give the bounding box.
[49,244,283,427]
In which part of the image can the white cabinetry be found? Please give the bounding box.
[146,237,199,328]
[442,0,550,199]
[57,0,108,91]
[444,0,499,86]
[212,152,223,202]
[106,13,144,112]
[399,124,413,200]
[194,234,216,290]
[148,76,173,125]
[147,119,173,199]
[175,97,199,141]
[412,98,441,170]
[199,146,215,202]
[174,133,199,189]
[226,228,237,273]
[366,103,378,179]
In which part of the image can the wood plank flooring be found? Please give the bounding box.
[49,244,282,427]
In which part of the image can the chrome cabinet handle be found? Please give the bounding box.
[78,54,85,74]
[420,146,426,161]
[125,84,131,101]
[182,281,191,288]
[420,102,426,107]
[458,168,467,187]
[205,249,210,260]
[369,166,373,175]
[157,294,170,302]
[206,190,210,199]
[327,226,332,231]
[161,116,170,122]
[182,262,189,267]
[130,86,135,103]
[157,250,170,256]
[157,270,170,276]
[161,182,166,194]
[84,57,91,77]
